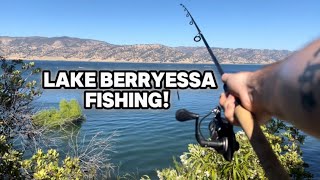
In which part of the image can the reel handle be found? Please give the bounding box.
[176,109,199,121]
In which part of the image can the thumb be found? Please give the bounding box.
[221,73,230,83]
[221,73,240,97]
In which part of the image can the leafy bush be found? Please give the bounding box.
[0,135,83,180]
[22,149,82,179]
[0,58,42,146]
[33,99,84,128]
[0,135,23,179]
[157,119,313,179]
[0,58,113,179]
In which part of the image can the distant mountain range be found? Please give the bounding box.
[0,36,292,64]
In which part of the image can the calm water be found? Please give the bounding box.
[32,61,320,178]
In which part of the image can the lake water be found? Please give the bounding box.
[32,61,320,179]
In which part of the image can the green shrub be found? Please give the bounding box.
[157,119,313,180]
[22,149,83,180]
[0,135,23,179]
[0,135,83,180]
[33,99,84,128]
[0,58,41,143]
[0,59,113,179]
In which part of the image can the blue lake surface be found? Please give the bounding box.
[32,61,320,178]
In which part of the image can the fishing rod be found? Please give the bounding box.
[180,4,224,76]
[176,4,289,179]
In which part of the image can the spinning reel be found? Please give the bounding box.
[176,106,239,161]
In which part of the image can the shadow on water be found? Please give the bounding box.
[48,120,83,139]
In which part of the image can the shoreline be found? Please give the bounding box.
[13,58,268,65]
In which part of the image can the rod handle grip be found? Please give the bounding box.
[234,105,289,180]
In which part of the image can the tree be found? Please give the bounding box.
[0,57,42,150]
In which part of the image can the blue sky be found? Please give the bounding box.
[1,0,319,50]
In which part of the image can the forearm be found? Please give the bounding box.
[250,39,320,137]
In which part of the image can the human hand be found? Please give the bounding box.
[219,72,271,125]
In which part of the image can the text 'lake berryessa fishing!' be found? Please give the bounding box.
[42,70,218,109]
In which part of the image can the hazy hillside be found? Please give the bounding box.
[0,36,292,64]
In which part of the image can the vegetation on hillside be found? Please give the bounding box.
[157,119,313,179]
[33,99,84,128]
[0,36,291,64]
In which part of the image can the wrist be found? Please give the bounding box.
[247,68,277,116]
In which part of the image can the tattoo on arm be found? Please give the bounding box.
[298,48,320,112]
